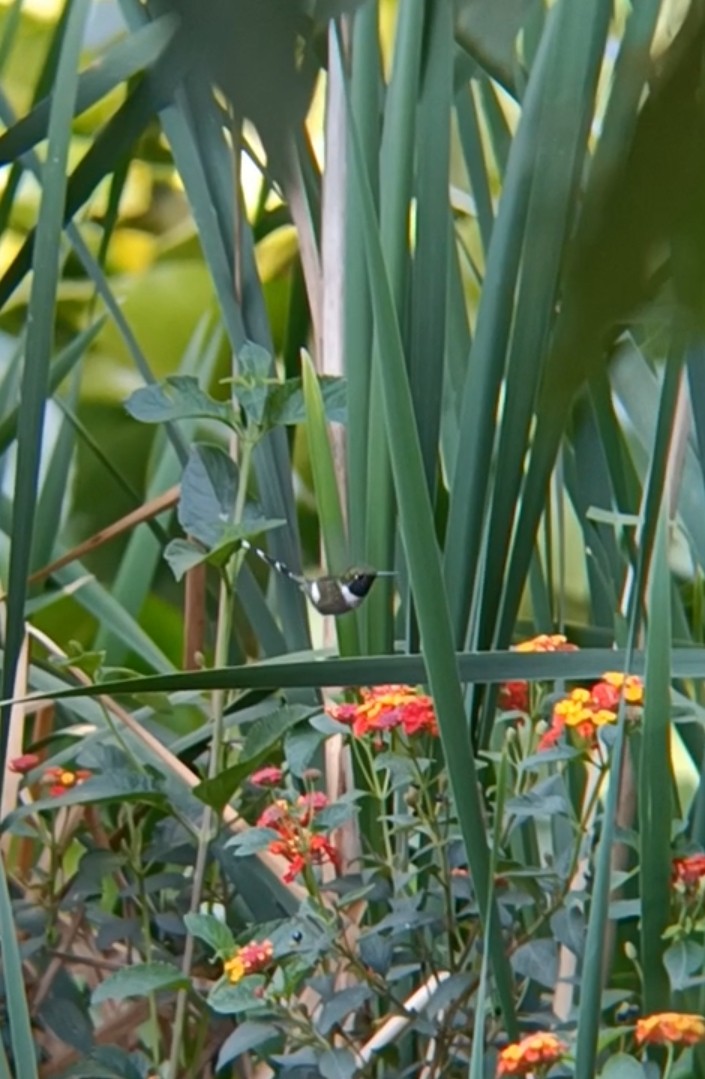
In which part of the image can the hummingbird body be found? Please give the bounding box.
[240,540,392,615]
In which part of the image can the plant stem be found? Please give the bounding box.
[167,437,254,1078]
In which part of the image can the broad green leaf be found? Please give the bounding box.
[91,962,188,1005]
[208,975,267,1015]
[178,443,238,547]
[599,1057,648,1079]
[183,912,235,956]
[216,1022,281,1070]
[226,828,280,857]
[318,1048,357,1079]
[124,376,234,428]
[266,375,347,427]
[234,340,275,425]
[163,538,209,582]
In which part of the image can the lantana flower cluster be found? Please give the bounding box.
[326,684,438,739]
[497,1031,567,1076]
[672,852,705,895]
[499,635,578,715]
[635,1011,705,1046]
[258,792,339,883]
[42,766,92,798]
[223,938,274,985]
[10,756,93,798]
[539,672,644,750]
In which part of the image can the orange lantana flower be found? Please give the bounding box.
[635,1012,705,1046]
[514,635,577,653]
[538,686,617,751]
[497,1031,567,1075]
[327,685,438,739]
[224,939,274,984]
[591,672,644,710]
[43,767,92,798]
[257,796,339,883]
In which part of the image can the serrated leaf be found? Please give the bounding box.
[243,705,312,758]
[357,933,392,975]
[178,444,238,547]
[208,975,268,1015]
[226,827,280,857]
[266,376,347,427]
[663,939,705,991]
[195,706,309,809]
[599,1055,648,1079]
[164,538,208,582]
[510,939,558,989]
[124,376,234,427]
[216,1021,281,1070]
[314,800,360,831]
[194,755,272,811]
[92,962,188,1004]
[284,724,325,776]
[318,985,373,1034]
[234,340,275,425]
[183,912,235,956]
[318,1047,357,1079]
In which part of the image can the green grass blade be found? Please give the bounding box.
[443,13,557,646]
[493,0,665,652]
[455,85,494,255]
[0,851,38,1079]
[15,644,705,703]
[301,351,359,655]
[638,503,672,1011]
[363,0,424,653]
[345,0,380,562]
[0,0,91,792]
[478,0,612,649]
[332,26,517,1033]
[408,0,451,494]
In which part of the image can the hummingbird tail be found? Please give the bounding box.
[240,540,304,587]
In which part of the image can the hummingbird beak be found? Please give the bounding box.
[376,571,397,576]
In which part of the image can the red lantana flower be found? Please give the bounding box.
[257,795,339,883]
[672,853,705,893]
[327,685,438,739]
[635,1011,705,1046]
[497,1031,567,1075]
[9,753,41,774]
[223,938,274,984]
[250,766,283,788]
[498,635,577,720]
[498,681,530,714]
[43,767,92,798]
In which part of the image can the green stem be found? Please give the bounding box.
[663,1041,675,1079]
[167,437,255,1079]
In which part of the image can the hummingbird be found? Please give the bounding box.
[240,540,395,615]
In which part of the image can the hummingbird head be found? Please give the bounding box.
[341,566,395,598]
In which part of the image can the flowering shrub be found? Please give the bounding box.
[9,648,700,1079]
